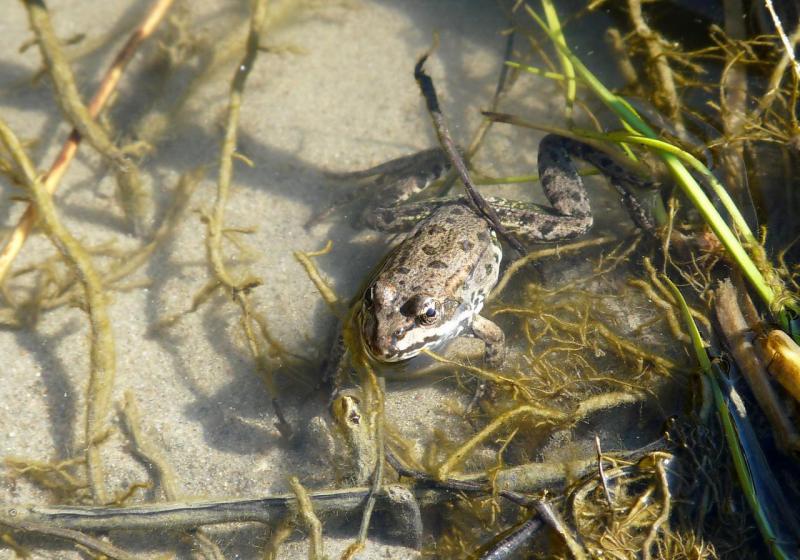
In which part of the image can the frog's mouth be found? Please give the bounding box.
[362,328,408,362]
[366,327,446,362]
[360,312,418,362]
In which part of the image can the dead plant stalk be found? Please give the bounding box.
[0,119,114,503]
[0,0,174,284]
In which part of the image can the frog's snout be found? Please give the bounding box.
[366,330,404,361]
[361,315,409,362]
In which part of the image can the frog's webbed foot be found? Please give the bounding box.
[324,147,449,182]
[470,314,505,367]
[308,147,454,230]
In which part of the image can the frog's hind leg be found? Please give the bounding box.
[307,148,452,229]
[364,198,456,232]
[540,135,655,232]
[538,134,594,221]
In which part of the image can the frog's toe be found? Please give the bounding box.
[471,314,506,368]
[484,342,505,368]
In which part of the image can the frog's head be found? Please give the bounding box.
[359,280,450,362]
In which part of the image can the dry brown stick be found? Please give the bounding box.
[0,0,174,284]
[715,279,800,451]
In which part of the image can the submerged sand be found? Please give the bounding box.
[0,1,665,558]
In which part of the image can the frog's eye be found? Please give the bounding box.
[417,300,439,326]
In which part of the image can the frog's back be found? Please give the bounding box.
[361,202,503,362]
[379,202,501,303]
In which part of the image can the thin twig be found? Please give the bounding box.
[0,519,137,560]
[594,435,614,510]
[0,0,174,283]
[753,22,800,120]
[764,0,800,81]
[413,53,525,257]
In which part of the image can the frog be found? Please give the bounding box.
[303,134,652,492]
[345,134,653,369]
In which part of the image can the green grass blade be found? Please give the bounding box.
[664,276,796,560]
[537,1,575,123]
[528,1,779,314]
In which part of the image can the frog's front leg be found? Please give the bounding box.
[470,314,505,367]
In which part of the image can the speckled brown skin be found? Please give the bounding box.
[357,134,653,366]
[361,203,503,364]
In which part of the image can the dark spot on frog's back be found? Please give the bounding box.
[422,245,437,255]
[460,239,474,252]
[450,206,465,215]
[428,224,446,234]
[484,264,493,276]
[429,260,447,269]
[476,231,489,243]
[445,216,457,224]
[396,266,410,275]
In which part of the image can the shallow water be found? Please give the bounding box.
[0,1,740,558]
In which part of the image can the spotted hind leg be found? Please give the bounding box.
[538,134,655,232]
[491,134,654,243]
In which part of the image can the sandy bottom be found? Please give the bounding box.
[0,1,679,558]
